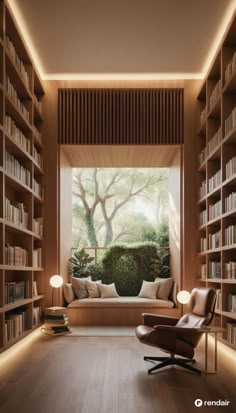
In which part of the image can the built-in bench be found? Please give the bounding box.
[66,283,180,326]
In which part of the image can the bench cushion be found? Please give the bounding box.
[67,296,174,308]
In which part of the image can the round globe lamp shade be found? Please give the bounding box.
[50,275,63,288]
[177,290,191,304]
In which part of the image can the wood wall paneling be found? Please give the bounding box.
[58,88,184,145]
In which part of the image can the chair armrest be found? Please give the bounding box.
[142,313,179,327]
[153,325,202,335]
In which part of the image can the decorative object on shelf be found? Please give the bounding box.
[177,290,191,304]
[50,275,63,306]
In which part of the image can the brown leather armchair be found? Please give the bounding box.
[135,287,216,375]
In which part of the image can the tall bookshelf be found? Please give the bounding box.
[197,11,236,349]
[0,0,45,351]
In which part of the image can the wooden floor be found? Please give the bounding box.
[0,331,235,413]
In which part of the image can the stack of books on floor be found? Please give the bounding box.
[41,307,71,336]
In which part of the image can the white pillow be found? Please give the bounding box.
[154,277,174,300]
[138,280,159,299]
[71,276,91,299]
[98,283,119,298]
[86,280,101,298]
[63,283,75,304]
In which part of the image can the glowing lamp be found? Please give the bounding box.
[50,275,63,306]
[177,290,191,304]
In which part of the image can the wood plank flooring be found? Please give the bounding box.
[0,331,235,413]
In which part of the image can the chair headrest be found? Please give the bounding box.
[188,287,216,317]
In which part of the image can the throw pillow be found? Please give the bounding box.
[86,280,101,298]
[71,276,91,299]
[98,283,119,298]
[138,280,159,299]
[63,283,75,304]
[154,277,174,300]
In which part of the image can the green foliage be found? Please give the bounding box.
[69,248,95,278]
[101,242,163,296]
[140,222,169,247]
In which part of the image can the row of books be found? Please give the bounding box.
[225,261,236,279]
[32,126,42,145]
[6,76,30,121]
[5,35,30,87]
[5,150,31,187]
[200,237,207,252]
[225,225,236,246]
[209,230,221,249]
[208,261,221,278]
[199,180,207,199]
[41,307,71,336]
[209,79,221,109]
[200,209,207,226]
[5,115,31,154]
[225,192,236,213]
[33,178,44,199]
[5,244,29,266]
[209,199,221,221]
[225,51,236,84]
[226,321,236,346]
[33,306,41,325]
[208,126,222,155]
[208,169,221,193]
[227,293,236,313]
[33,217,43,237]
[200,263,207,279]
[33,145,43,168]
[225,106,236,136]
[33,94,42,113]
[226,155,236,180]
[200,106,207,124]
[199,147,207,165]
[4,197,29,229]
[215,289,222,310]
[33,248,42,268]
[5,281,30,305]
[5,308,30,344]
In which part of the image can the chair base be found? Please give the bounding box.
[144,355,201,375]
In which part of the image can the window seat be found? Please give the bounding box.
[68,296,174,308]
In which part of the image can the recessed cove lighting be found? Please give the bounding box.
[42,72,204,81]
[202,0,236,74]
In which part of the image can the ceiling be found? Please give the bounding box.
[61,145,180,167]
[8,0,236,79]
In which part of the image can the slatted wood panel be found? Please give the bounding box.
[58,88,184,144]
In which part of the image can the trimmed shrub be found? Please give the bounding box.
[101,242,164,296]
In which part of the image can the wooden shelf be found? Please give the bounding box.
[5,93,32,132]
[196,11,236,350]
[5,47,32,99]
[0,0,45,353]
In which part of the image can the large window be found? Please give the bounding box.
[72,168,169,249]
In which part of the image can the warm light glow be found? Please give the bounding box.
[6,0,45,75]
[0,328,41,366]
[50,275,63,288]
[202,0,236,74]
[177,290,191,304]
[42,72,204,81]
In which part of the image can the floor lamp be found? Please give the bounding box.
[50,275,63,306]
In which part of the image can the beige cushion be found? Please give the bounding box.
[98,283,119,298]
[68,296,174,308]
[138,280,159,299]
[71,276,91,299]
[155,277,174,300]
[86,280,101,298]
[63,283,75,304]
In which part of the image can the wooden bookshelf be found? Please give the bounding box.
[0,0,45,351]
[197,10,236,350]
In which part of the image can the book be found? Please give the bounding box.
[33,281,38,297]
[45,307,67,316]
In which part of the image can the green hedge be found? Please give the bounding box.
[101,242,163,296]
